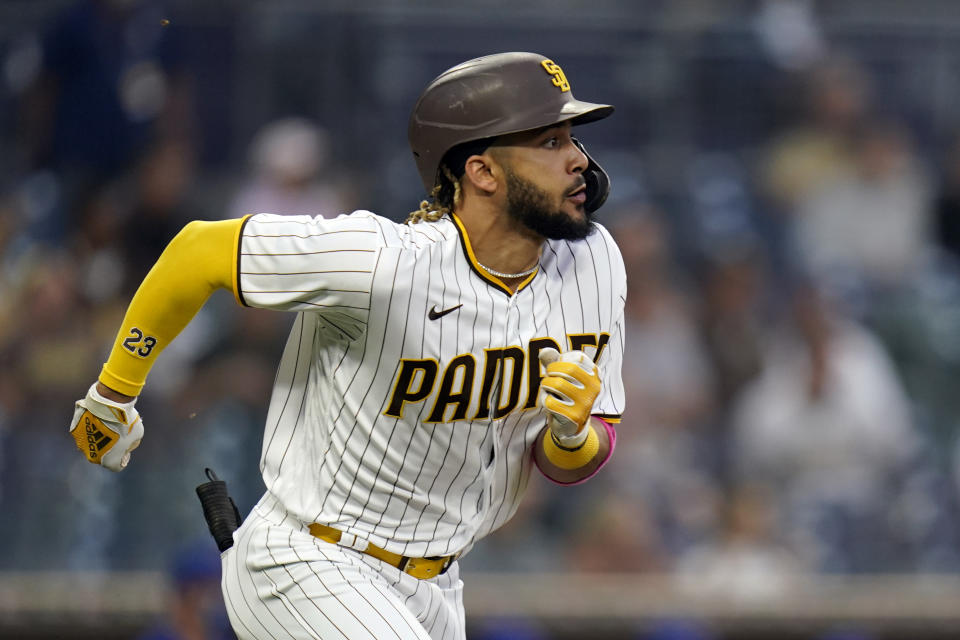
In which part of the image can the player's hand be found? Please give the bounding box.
[70,383,144,472]
[537,348,601,447]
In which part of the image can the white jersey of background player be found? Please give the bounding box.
[70,52,626,640]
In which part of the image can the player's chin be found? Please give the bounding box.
[561,198,587,220]
[544,205,594,241]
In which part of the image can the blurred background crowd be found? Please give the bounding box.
[4,1,960,638]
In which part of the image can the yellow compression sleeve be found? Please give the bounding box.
[541,424,601,470]
[98,217,247,396]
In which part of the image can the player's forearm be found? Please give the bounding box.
[98,217,247,396]
[97,381,135,403]
[533,416,616,485]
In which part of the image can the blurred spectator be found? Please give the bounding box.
[136,541,235,640]
[21,0,190,177]
[0,365,25,543]
[14,254,101,406]
[228,117,350,218]
[729,284,915,570]
[565,494,667,574]
[122,136,199,293]
[760,54,870,214]
[69,179,128,303]
[674,484,806,603]
[751,0,826,71]
[612,206,714,436]
[933,131,960,263]
[10,0,193,249]
[0,250,119,569]
[0,196,30,343]
[695,241,769,421]
[793,119,934,293]
[606,206,721,556]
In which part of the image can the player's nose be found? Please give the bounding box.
[568,140,588,174]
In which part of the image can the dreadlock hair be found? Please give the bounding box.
[407,164,460,224]
[406,137,495,224]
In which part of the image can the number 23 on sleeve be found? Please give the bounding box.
[122,327,159,358]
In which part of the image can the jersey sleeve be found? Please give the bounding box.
[238,212,382,329]
[591,226,626,423]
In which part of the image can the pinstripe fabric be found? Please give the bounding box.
[232,210,625,638]
[223,494,463,640]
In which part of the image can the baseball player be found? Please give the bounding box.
[69,52,626,640]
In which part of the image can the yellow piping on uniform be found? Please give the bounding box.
[449,213,538,295]
[231,215,251,305]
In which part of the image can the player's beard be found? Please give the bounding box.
[504,168,595,241]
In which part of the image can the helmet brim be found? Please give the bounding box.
[566,101,615,127]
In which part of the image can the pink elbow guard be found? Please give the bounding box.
[536,417,617,486]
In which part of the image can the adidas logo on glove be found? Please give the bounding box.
[75,411,115,463]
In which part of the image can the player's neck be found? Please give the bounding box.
[454,204,543,286]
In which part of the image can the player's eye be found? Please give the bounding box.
[543,136,560,149]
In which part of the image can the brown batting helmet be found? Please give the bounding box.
[408,52,614,210]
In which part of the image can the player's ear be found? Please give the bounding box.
[463,153,499,195]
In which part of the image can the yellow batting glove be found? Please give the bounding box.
[70,383,144,472]
[537,348,601,448]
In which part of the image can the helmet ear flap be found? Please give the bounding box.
[572,137,610,213]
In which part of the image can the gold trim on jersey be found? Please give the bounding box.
[234,214,253,306]
[593,413,622,424]
[449,213,538,296]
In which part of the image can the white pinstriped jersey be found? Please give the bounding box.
[237,210,626,559]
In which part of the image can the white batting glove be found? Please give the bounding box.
[537,348,601,448]
[70,383,144,472]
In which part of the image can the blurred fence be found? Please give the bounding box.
[4,571,960,640]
